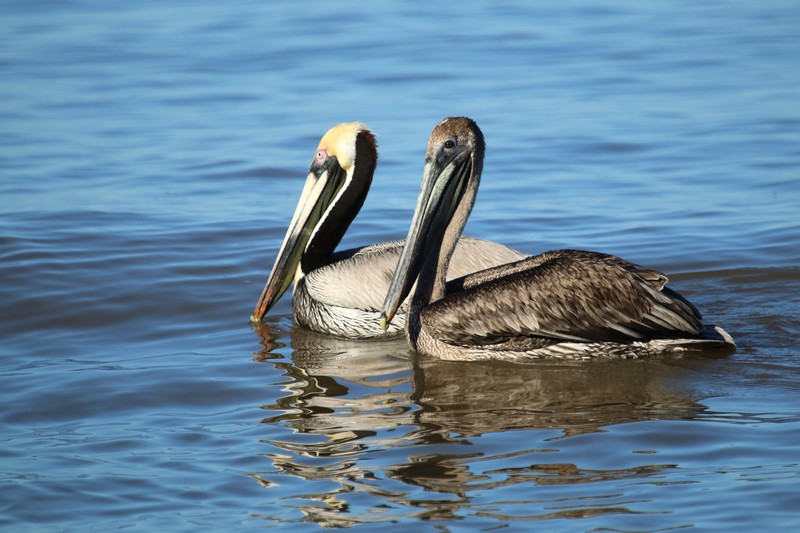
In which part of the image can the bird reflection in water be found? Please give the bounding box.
[250,323,709,526]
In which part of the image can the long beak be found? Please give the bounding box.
[251,162,346,322]
[380,152,472,330]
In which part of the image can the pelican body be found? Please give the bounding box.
[381,117,735,360]
[251,122,526,339]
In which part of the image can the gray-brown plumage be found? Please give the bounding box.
[250,122,527,339]
[380,117,735,360]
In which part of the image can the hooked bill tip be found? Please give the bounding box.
[379,313,389,332]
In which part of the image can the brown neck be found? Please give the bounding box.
[301,131,377,274]
[413,168,479,307]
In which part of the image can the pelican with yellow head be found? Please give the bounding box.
[251,122,527,338]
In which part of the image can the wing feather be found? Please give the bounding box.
[423,250,703,346]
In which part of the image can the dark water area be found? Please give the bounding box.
[2,1,799,530]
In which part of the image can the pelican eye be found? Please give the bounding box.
[311,148,332,176]
[435,137,460,166]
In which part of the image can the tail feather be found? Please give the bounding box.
[650,325,735,357]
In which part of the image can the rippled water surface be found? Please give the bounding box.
[2,1,799,530]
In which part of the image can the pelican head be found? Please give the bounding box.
[380,117,484,329]
[251,122,377,322]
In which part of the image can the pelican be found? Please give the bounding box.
[380,117,735,360]
[251,122,527,338]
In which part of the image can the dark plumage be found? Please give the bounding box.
[381,117,735,360]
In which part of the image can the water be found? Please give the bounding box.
[2,0,799,530]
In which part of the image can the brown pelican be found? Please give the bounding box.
[251,122,527,338]
[380,117,735,360]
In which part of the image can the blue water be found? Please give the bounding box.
[2,1,799,530]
